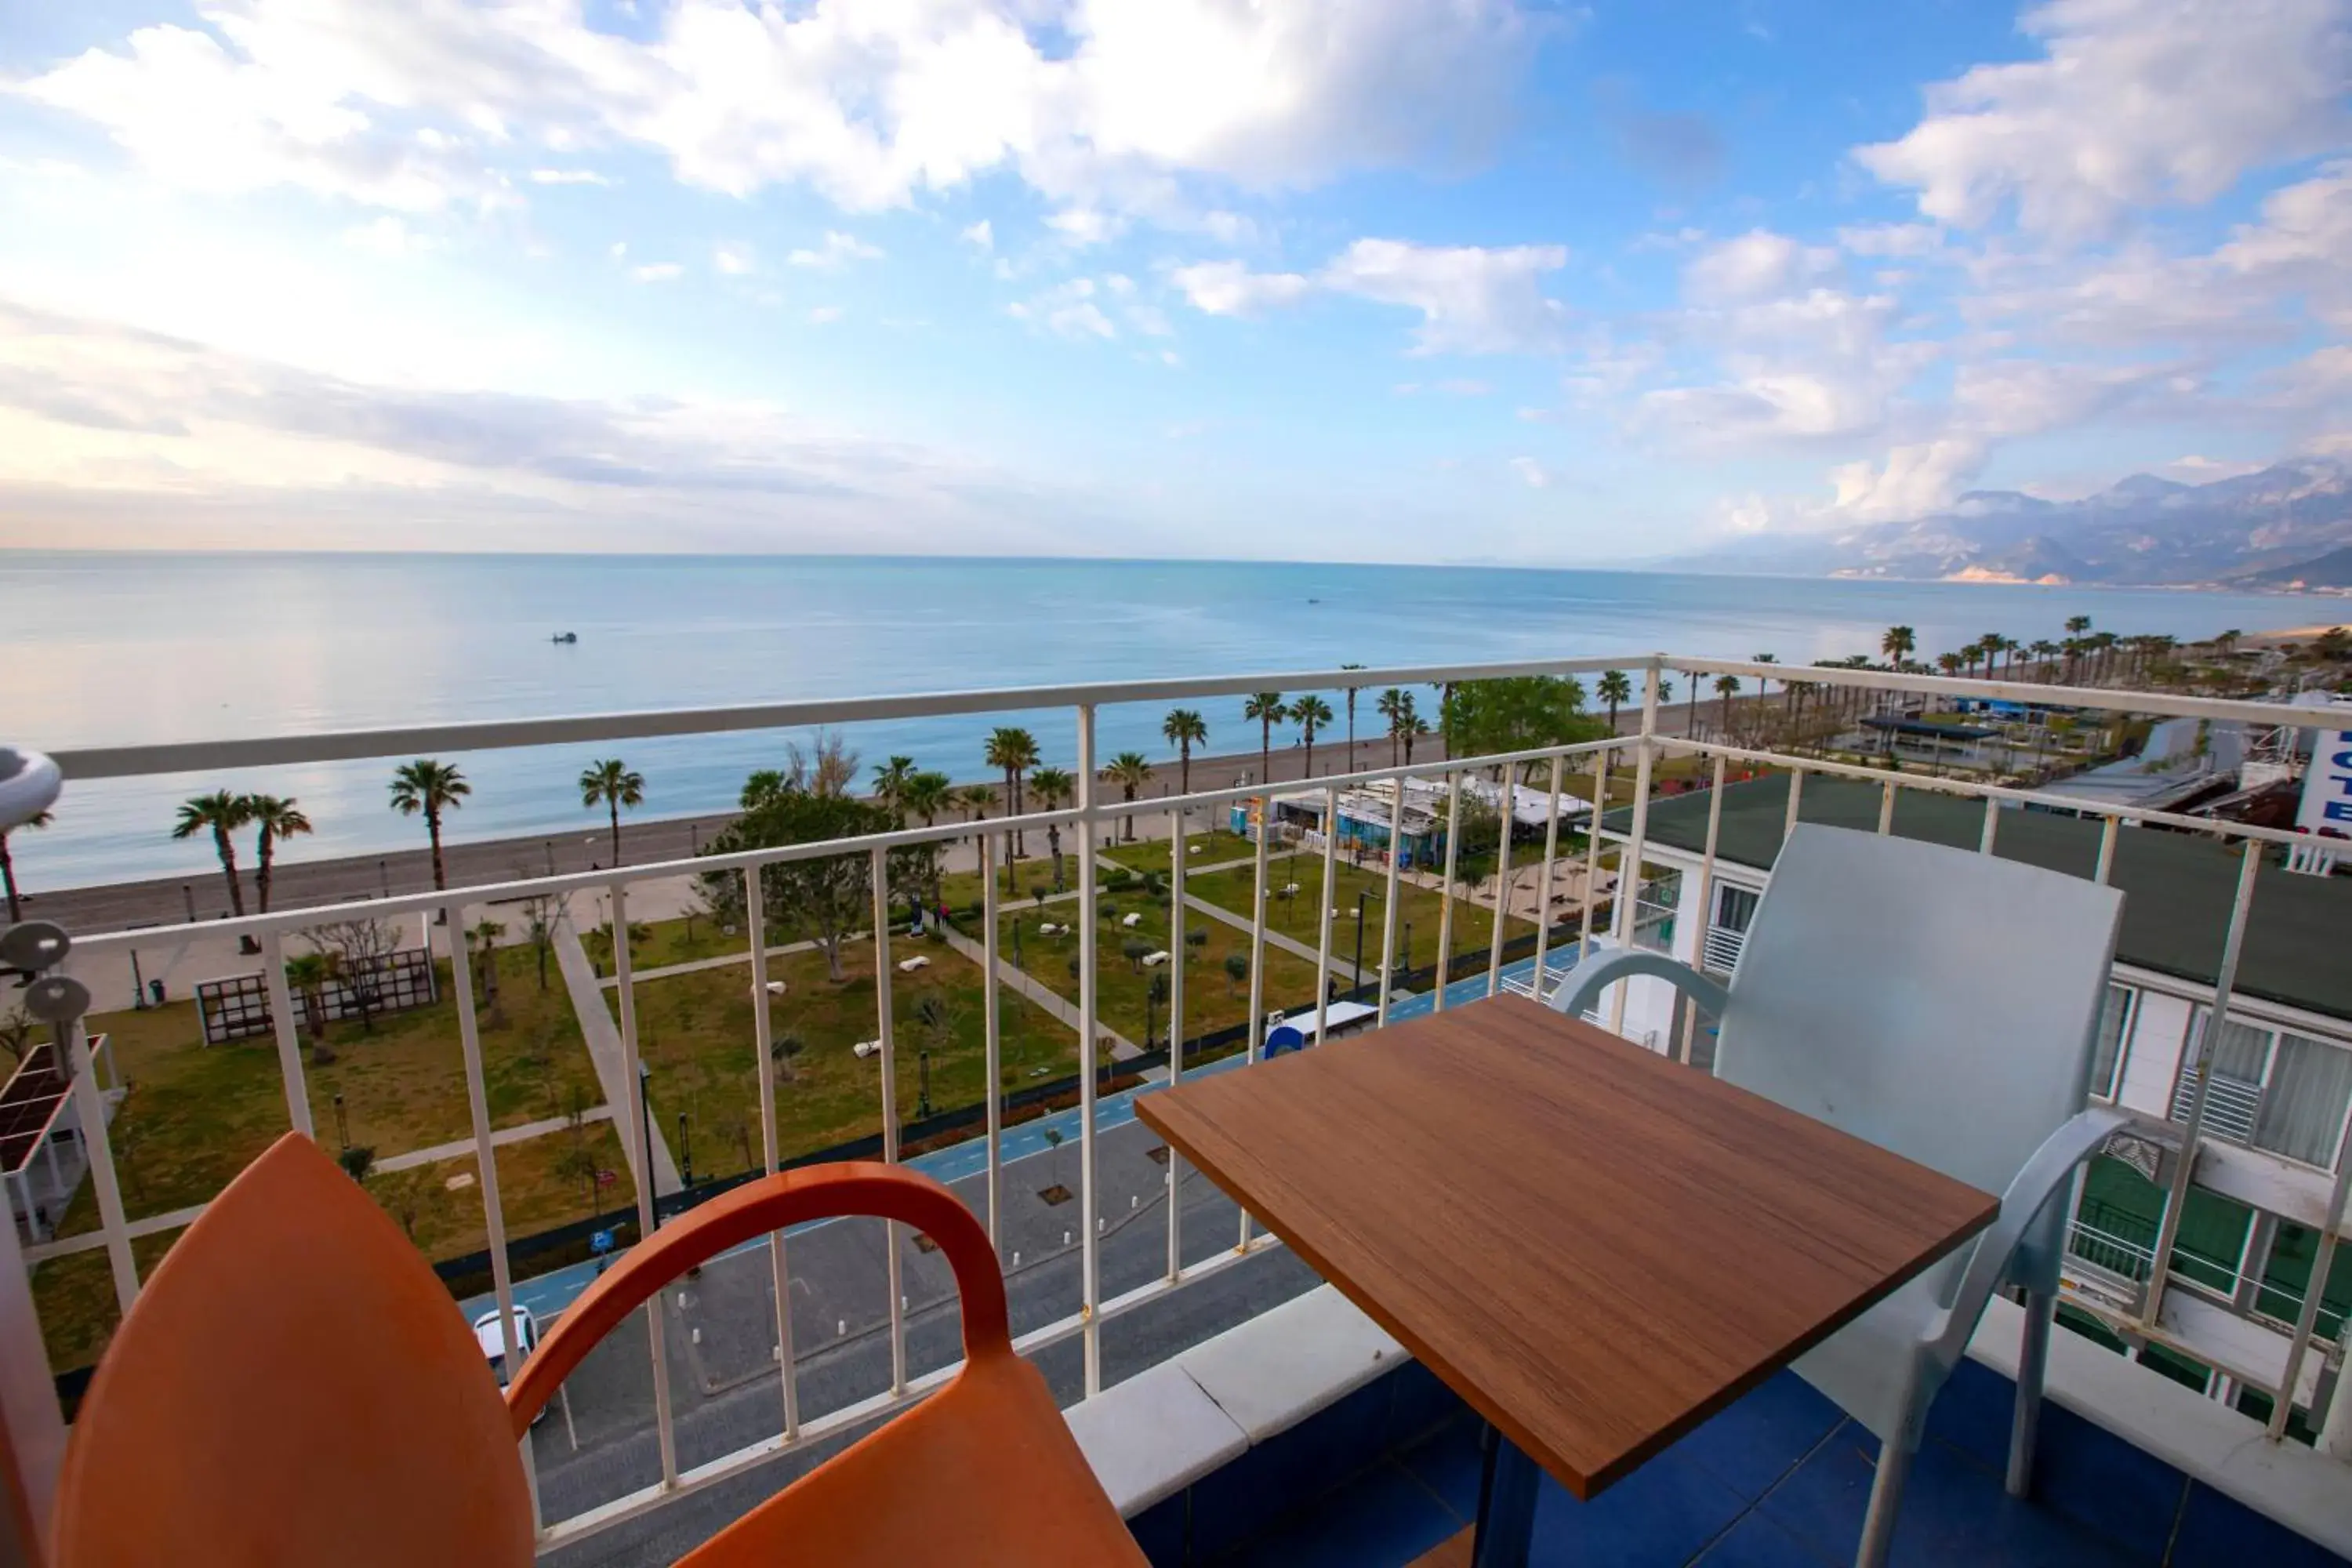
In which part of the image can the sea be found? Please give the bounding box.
[1,551,2318,888]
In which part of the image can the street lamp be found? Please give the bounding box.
[677,1110,692,1188]
[918,1050,932,1119]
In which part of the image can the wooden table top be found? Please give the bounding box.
[1137,995,1998,1499]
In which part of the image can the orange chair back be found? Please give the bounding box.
[51,1134,533,1567]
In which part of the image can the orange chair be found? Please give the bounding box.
[53,1134,1145,1566]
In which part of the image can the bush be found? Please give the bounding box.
[1107,867,1135,891]
[1141,871,1165,898]
[1185,927,1209,947]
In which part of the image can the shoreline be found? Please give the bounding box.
[20,735,1445,934]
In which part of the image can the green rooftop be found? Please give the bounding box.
[1612,774,2352,1026]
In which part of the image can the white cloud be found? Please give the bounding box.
[1171,260,1314,316]
[14,0,1537,225]
[1047,208,1123,246]
[960,219,993,250]
[1509,456,1552,488]
[1826,440,1988,522]
[529,169,612,187]
[713,242,756,276]
[807,305,844,324]
[1683,230,1837,303]
[786,230,884,270]
[340,216,437,256]
[1174,239,1569,354]
[1835,222,1942,258]
[1008,278,1120,340]
[631,262,684,283]
[1856,0,2352,238]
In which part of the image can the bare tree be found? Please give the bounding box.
[0,1007,37,1067]
[786,731,862,799]
[310,917,401,1033]
[514,887,564,993]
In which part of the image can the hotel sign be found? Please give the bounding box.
[2296,699,2352,835]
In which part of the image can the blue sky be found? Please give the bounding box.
[0,0,2346,563]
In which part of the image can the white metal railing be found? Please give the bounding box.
[16,652,2352,1547]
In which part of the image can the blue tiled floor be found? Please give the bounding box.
[1203,1363,2350,1567]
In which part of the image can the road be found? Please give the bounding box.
[524,1110,1319,1567]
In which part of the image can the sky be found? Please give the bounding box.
[0,0,2347,564]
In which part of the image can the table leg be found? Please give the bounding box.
[1472,1421,1540,1568]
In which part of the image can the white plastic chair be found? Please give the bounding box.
[1552,823,2125,1567]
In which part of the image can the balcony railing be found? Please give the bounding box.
[16,651,2352,1554]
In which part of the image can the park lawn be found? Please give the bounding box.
[1185,853,1538,976]
[581,909,736,974]
[1101,829,1254,878]
[59,943,602,1235]
[28,1119,633,1377]
[938,855,1111,916]
[619,937,1083,1181]
[993,893,1329,1052]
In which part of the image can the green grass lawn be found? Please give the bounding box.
[619,936,1083,1180]
[1186,851,1538,977]
[991,890,1330,1052]
[1102,829,1254,878]
[64,944,601,1236]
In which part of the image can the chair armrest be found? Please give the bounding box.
[1924,1106,2127,1370]
[1548,948,1730,1023]
[504,1162,1004,1436]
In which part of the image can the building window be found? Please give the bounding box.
[1632,868,1681,953]
[2171,1011,2352,1171]
[2089,985,2134,1102]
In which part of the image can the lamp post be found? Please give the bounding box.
[918,1050,932,1119]
[1400,921,1414,987]
[543,841,555,876]
[636,1060,655,1219]
[332,1093,348,1152]
[677,1110,692,1188]
[1352,891,1372,996]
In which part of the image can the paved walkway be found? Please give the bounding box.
[934,924,1144,1061]
[554,913,683,1197]
[1181,892,1367,983]
[374,1105,619,1175]
[595,937,824,989]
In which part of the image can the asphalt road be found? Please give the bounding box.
[528,1116,1321,1566]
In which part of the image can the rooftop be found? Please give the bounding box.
[1617,772,2352,1024]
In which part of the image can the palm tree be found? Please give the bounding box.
[282,950,335,1044]
[2063,616,2092,683]
[245,795,312,915]
[1291,695,1334,779]
[1881,625,1915,670]
[1243,692,1287,786]
[983,728,1040,862]
[956,783,996,823]
[1752,653,1778,710]
[579,759,644,867]
[1028,767,1076,891]
[902,771,953,827]
[0,808,50,924]
[388,760,470,891]
[869,756,916,813]
[2030,639,2059,681]
[1713,673,1740,738]
[1340,665,1366,768]
[172,790,254,916]
[1104,752,1153,840]
[1162,708,1207,797]
[1597,670,1632,733]
[1936,651,1963,677]
[1401,705,1428,764]
[1376,688,1408,764]
[1685,670,1700,740]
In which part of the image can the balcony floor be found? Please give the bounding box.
[1201,1360,2347,1567]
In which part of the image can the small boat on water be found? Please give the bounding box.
[551,631,579,644]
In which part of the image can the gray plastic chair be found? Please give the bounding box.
[1552,823,2125,1568]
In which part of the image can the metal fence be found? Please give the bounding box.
[24,652,2352,1545]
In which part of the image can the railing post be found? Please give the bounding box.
[743,866,799,1439]
[1486,770,1512,1000]
[2270,1138,2352,1439]
[980,828,1004,1253]
[1166,808,1186,1285]
[1316,786,1339,1038]
[1432,772,1462,1014]
[1241,749,1272,1253]
[2145,840,2261,1327]
[1612,662,1661,1036]
[260,929,314,1138]
[1076,704,1103,1396]
[608,880,677,1489]
[1682,754,1729,1065]
[1531,753,1564,985]
[1375,782,1406,1027]
[869,845,905,1396]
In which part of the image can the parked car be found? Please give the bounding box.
[471,1305,544,1422]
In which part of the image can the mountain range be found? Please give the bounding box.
[1675,458,2352,589]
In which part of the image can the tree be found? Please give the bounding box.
[1402,708,1428,764]
[579,759,644,866]
[698,786,921,983]
[1290,696,1334,780]
[469,918,506,1003]
[388,760,469,890]
[771,1028,805,1082]
[0,1007,37,1067]
[1243,692,1287,786]
[1443,678,1602,770]
[0,808,50,924]
[1029,767,1076,891]
[517,891,561,993]
[1223,951,1249,995]
[1597,670,1632,734]
[1376,688,1408,765]
[1161,709,1207,797]
[244,795,311,916]
[1120,937,1151,974]
[1340,665,1366,767]
[902,771,953,827]
[984,727,1040,864]
[1105,751,1153,840]
[552,1142,601,1219]
[1881,626,1915,670]
[312,918,398,1033]
[283,950,335,1047]
[2063,616,2092,683]
[869,756,916,815]
[338,1145,376,1183]
[1146,969,1171,1051]
[172,790,253,916]
[1713,673,1740,737]
[957,784,996,823]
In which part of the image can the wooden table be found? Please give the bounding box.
[1137,996,1997,1564]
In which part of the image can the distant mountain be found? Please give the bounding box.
[1673,458,2352,586]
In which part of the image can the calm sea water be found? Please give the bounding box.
[2,551,2310,887]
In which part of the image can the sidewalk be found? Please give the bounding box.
[553,912,683,1197]
[1181,892,1367,983]
[374,1105,619,1175]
